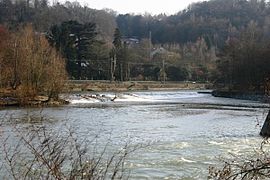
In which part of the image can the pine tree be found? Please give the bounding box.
[47,20,97,79]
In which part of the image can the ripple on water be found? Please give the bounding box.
[0,90,269,179]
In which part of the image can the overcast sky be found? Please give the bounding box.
[65,0,203,15]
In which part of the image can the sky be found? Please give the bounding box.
[66,0,203,15]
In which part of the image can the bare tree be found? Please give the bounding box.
[0,24,67,104]
[209,139,270,180]
[0,118,145,179]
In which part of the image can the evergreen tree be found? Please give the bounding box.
[111,28,129,81]
[113,28,122,50]
[47,20,97,79]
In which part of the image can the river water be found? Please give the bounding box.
[1,90,270,179]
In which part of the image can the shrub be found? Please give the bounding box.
[0,25,67,102]
[1,122,141,179]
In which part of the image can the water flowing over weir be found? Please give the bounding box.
[1,90,270,179]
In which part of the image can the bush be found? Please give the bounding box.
[209,140,270,180]
[0,25,67,102]
[0,121,141,179]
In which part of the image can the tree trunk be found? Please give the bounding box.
[120,63,123,81]
[77,36,82,80]
[260,110,270,138]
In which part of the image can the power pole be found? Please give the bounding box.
[127,62,130,81]
[110,57,114,81]
[110,51,116,82]
[162,59,165,84]
[120,63,123,81]
[149,31,152,61]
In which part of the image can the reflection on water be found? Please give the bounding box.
[0,90,269,179]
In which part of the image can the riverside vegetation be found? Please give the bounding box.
[0,25,67,106]
[1,0,270,179]
[1,0,270,92]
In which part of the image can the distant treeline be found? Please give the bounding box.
[1,0,270,92]
[117,0,270,47]
[3,0,270,46]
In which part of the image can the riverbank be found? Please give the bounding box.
[0,81,211,107]
[0,88,69,107]
[66,81,212,92]
[0,96,69,107]
[212,89,269,102]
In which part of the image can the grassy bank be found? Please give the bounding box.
[65,81,212,92]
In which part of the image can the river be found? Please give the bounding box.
[0,90,269,179]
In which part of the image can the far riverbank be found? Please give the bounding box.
[65,80,212,92]
[212,89,269,102]
[0,81,211,107]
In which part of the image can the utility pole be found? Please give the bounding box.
[110,57,114,81]
[13,40,18,89]
[162,59,165,84]
[149,31,152,61]
[110,50,116,82]
[120,63,123,81]
[127,62,130,81]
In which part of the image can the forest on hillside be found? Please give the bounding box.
[1,0,270,93]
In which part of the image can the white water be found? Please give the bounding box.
[68,91,210,104]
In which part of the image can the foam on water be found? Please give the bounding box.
[68,91,206,104]
[69,93,159,104]
[70,99,100,104]
[208,141,224,145]
[114,93,158,102]
[179,157,196,163]
[2,90,268,179]
[67,91,270,116]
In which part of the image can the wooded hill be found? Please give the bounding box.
[117,0,270,46]
[1,0,270,92]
